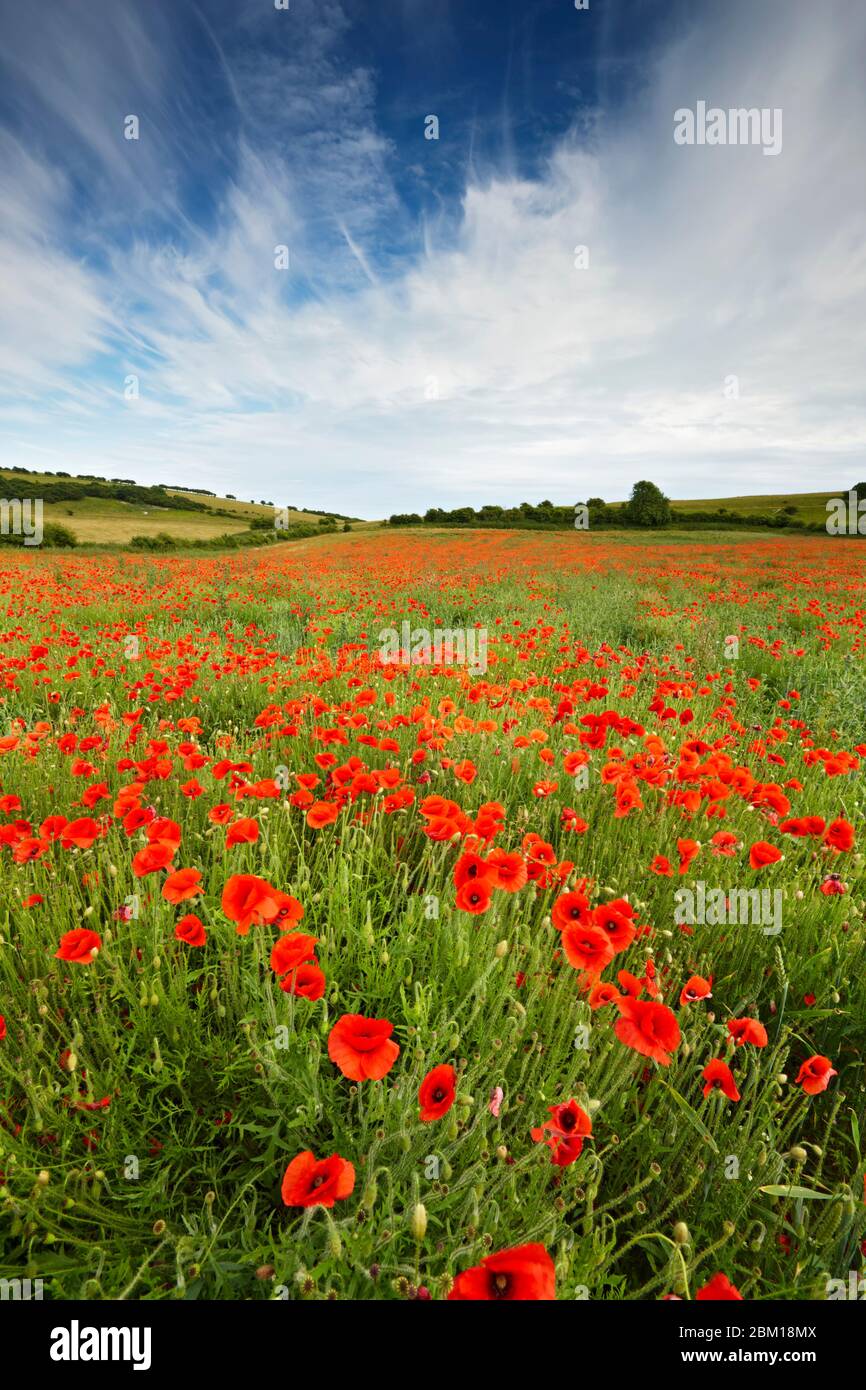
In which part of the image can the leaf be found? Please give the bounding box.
[658,1081,719,1154]
[759,1185,832,1200]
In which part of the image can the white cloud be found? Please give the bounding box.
[0,0,864,514]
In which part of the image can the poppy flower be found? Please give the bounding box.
[795,1055,836,1095]
[328,1013,400,1081]
[561,923,615,976]
[0,1015,5,1041]
[728,1018,768,1048]
[454,851,496,890]
[749,840,782,870]
[531,1099,592,1166]
[281,1151,355,1208]
[696,1273,743,1301]
[614,998,681,1066]
[162,868,204,903]
[175,914,206,946]
[823,818,854,852]
[55,928,102,964]
[132,842,175,878]
[279,962,326,1001]
[551,890,591,931]
[455,880,493,914]
[306,801,339,829]
[447,1243,555,1301]
[221,873,282,934]
[680,974,712,1005]
[60,817,102,851]
[418,1064,457,1122]
[270,932,319,976]
[226,818,259,847]
[485,849,527,892]
[702,1059,740,1101]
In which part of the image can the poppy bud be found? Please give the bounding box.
[788,1146,807,1163]
[325,1213,342,1259]
[496,1145,508,1160]
[494,940,508,958]
[673,1221,690,1244]
[410,1202,427,1242]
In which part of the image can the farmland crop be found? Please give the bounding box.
[0,527,864,1301]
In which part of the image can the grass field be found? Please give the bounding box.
[0,527,864,1302]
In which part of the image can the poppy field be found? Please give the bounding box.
[1,526,865,1303]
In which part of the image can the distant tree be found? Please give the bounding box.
[624,480,671,527]
[850,482,866,500]
[586,497,604,508]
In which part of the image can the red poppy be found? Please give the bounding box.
[226,818,259,847]
[55,928,102,964]
[531,1099,592,1166]
[278,962,326,1001]
[702,1059,740,1101]
[749,840,782,869]
[162,868,204,903]
[795,1054,836,1095]
[455,880,493,914]
[696,1273,743,1301]
[132,842,175,878]
[447,1243,555,1301]
[614,998,680,1066]
[561,923,615,976]
[551,890,591,931]
[328,1013,400,1081]
[270,932,319,976]
[175,914,206,946]
[728,1018,768,1048]
[281,1151,355,1208]
[418,1064,457,1122]
[680,974,712,1005]
[485,849,527,892]
[823,818,855,852]
[221,874,282,934]
[306,801,339,829]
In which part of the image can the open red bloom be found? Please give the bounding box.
[270,932,319,976]
[55,928,102,963]
[696,1272,743,1301]
[531,1099,592,1166]
[328,1013,400,1081]
[221,873,282,935]
[795,1054,836,1095]
[551,890,591,931]
[132,842,175,878]
[680,974,712,1005]
[728,1017,768,1048]
[749,840,782,869]
[162,868,204,903]
[455,880,493,914]
[418,1064,457,1122]
[281,1150,355,1208]
[306,801,339,829]
[448,1243,555,1301]
[561,922,615,976]
[823,817,855,852]
[485,849,527,892]
[614,998,680,1066]
[702,1059,740,1101]
[278,962,326,1001]
[175,914,206,946]
[226,817,259,847]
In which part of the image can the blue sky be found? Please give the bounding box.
[0,0,864,517]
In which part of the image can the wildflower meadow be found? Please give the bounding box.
[1,526,864,1305]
